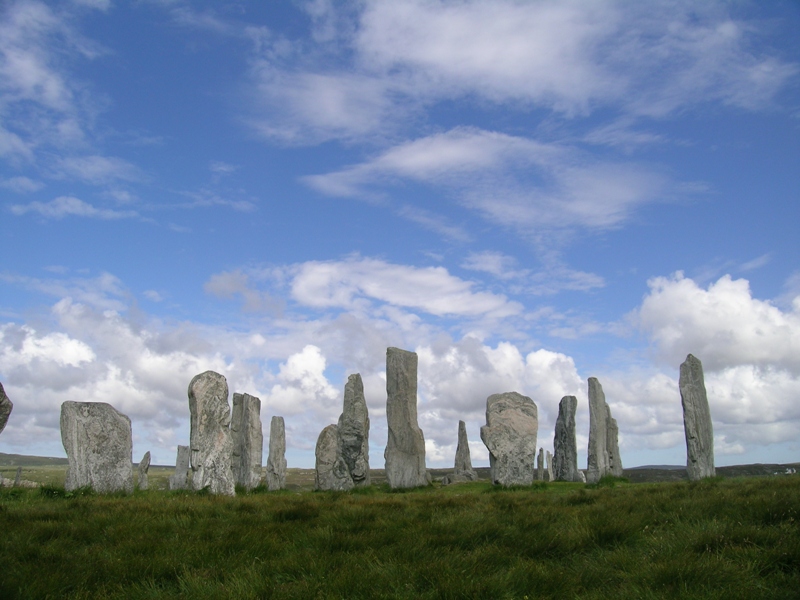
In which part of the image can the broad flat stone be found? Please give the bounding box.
[0,381,12,435]
[265,416,287,491]
[231,392,264,490]
[586,378,623,483]
[553,395,580,482]
[169,445,191,490]
[480,391,538,486]
[453,420,477,481]
[60,401,134,494]
[680,354,715,480]
[384,348,428,489]
[315,424,354,491]
[188,371,235,496]
[137,451,151,490]
[338,374,370,486]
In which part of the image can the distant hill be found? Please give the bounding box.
[0,453,68,467]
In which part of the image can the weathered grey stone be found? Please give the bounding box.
[231,392,263,490]
[14,466,22,486]
[453,420,477,481]
[60,401,134,494]
[338,374,370,487]
[586,378,623,483]
[578,470,587,483]
[169,445,191,490]
[680,354,715,480]
[265,416,287,491]
[480,392,538,486]
[384,347,428,489]
[137,451,151,490]
[553,395,580,482]
[188,371,235,496]
[546,450,553,482]
[315,424,354,491]
[0,381,13,436]
[608,413,623,477]
[537,447,545,481]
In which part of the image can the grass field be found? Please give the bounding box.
[1,474,799,599]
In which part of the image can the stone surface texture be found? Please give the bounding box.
[480,391,538,486]
[680,354,716,480]
[0,381,13,436]
[546,450,553,482]
[553,395,580,482]
[188,371,235,496]
[586,378,623,483]
[537,447,544,481]
[60,401,134,494]
[168,445,190,490]
[384,347,428,489]
[231,392,264,490]
[453,420,477,480]
[337,374,371,486]
[137,451,151,490]
[315,424,354,491]
[265,416,287,491]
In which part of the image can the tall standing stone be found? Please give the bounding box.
[265,416,287,491]
[137,451,151,490]
[337,374,370,487]
[169,445,190,490]
[546,450,553,482]
[231,392,263,490]
[480,392,538,486]
[679,354,715,480]
[60,401,134,494]
[586,378,622,483]
[0,382,13,436]
[315,424,354,491]
[454,420,477,480]
[537,447,545,481]
[607,411,623,477]
[384,347,428,489]
[553,395,580,482]
[188,371,235,496]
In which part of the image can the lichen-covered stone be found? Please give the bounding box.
[265,416,287,491]
[137,451,151,490]
[384,348,428,489]
[453,420,477,481]
[60,401,134,494]
[188,371,235,496]
[553,395,580,482]
[338,374,370,486]
[586,378,623,483]
[480,392,538,486]
[680,354,715,480]
[315,424,354,491]
[0,381,13,436]
[168,445,190,490]
[231,392,263,490]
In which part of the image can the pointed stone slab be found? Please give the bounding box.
[553,395,580,482]
[480,391,538,486]
[0,381,13,436]
[315,424,354,491]
[188,371,235,496]
[680,354,715,480]
[60,401,134,494]
[338,374,370,487]
[265,416,287,491]
[384,347,428,489]
[537,447,544,481]
[586,378,623,483]
[169,445,190,490]
[454,420,477,480]
[137,451,151,490]
[231,392,264,490]
[546,450,553,482]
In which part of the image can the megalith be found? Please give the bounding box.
[443,420,478,485]
[188,371,235,495]
[265,416,287,491]
[168,445,190,490]
[0,382,13,436]
[607,412,623,477]
[586,378,623,483]
[546,450,553,482]
[679,354,715,480]
[60,401,134,494]
[315,424,354,491]
[553,395,580,482]
[480,391,538,486]
[137,451,151,490]
[231,392,263,490]
[337,374,370,487]
[384,347,428,489]
[537,447,545,481]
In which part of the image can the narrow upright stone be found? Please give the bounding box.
[480,392,538,486]
[607,411,623,477]
[546,450,553,482]
[265,416,287,491]
[679,354,715,480]
[338,374,370,487]
[0,382,13,436]
[384,347,428,489]
[14,466,22,487]
[454,420,477,480]
[537,447,545,481]
[586,378,622,483]
[169,445,190,490]
[553,395,580,482]
[188,371,235,495]
[60,401,134,494]
[137,451,151,490]
[231,392,264,490]
[315,424,354,491]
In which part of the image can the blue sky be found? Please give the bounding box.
[1,0,799,470]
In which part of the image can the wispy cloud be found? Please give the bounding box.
[9,195,138,219]
[54,155,145,184]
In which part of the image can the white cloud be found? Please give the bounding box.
[203,270,281,313]
[0,175,43,192]
[9,195,138,219]
[55,155,144,184]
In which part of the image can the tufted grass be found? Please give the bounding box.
[1,476,799,599]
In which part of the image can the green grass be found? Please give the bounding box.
[1,476,799,599]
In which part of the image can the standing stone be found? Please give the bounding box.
[337,374,370,487]
[231,392,264,490]
[680,354,715,480]
[14,466,22,487]
[607,412,623,477]
[265,416,287,491]
[169,445,191,490]
[315,424,354,491]
[546,450,553,482]
[137,451,151,491]
[586,378,623,483]
[537,447,545,481]
[384,347,428,489]
[0,382,13,436]
[480,392,538,486]
[60,401,134,494]
[553,395,580,482]
[443,420,478,485]
[188,371,235,496]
